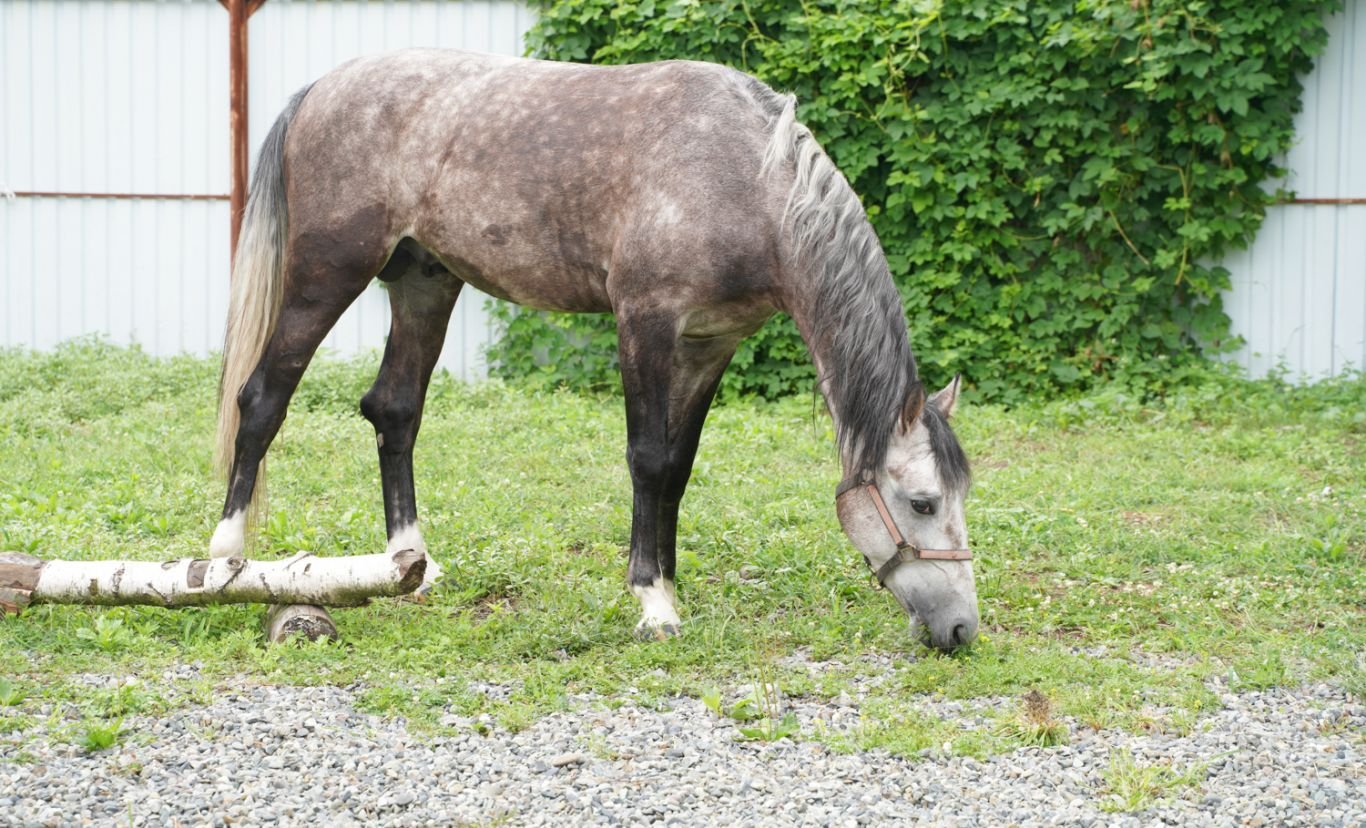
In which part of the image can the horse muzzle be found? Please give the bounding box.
[882,558,979,651]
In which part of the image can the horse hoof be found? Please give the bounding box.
[634,621,680,641]
[399,581,436,604]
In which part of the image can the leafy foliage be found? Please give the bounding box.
[0,677,27,707]
[487,0,1336,402]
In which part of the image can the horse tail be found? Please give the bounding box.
[214,84,313,501]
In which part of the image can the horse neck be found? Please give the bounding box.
[780,215,920,480]
[758,95,919,476]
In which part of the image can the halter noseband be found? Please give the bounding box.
[836,476,972,588]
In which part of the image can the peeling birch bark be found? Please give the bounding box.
[0,549,425,613]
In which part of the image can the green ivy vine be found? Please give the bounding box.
[485,0,1337,403]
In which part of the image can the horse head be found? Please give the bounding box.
[836,376,978,651]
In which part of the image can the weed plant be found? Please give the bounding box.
[1101,748,1210,812]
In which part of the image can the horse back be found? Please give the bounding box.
[282,49,789,317]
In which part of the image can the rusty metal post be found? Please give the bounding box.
[226,0,249,265]
[223,0,267,267]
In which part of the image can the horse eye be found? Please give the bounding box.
[910,499,934,515]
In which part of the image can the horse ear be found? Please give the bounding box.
[930,374,961,419]
[900,381,926,429]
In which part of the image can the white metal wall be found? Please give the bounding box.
[1219,0,1366,379]
[1,0,228,356]
[1,0,533,379]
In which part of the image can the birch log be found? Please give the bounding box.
[0,549,425,613]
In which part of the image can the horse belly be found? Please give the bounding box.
[419,226,613,314]
[414,183,619,314]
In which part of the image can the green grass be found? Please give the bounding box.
[0,340,1362,770]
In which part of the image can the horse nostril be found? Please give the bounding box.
[951,619,978,648]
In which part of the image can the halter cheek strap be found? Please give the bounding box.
[835,477,972,588]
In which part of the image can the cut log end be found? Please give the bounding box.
[0,552,43,615]
[0,586,32,615]
[263,603,338,644]
[392,548,427,596]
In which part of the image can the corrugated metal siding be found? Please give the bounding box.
[1,0,229,355]
[1220,0,1366,378]
[1,0,531,379]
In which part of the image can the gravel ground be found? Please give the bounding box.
[0,665,1360,828]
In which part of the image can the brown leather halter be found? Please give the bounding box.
[836,476,972,587]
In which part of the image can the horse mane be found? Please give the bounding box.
[754,87,928,479]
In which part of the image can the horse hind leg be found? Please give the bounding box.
[210,243,382,559]
[359,241,463,597]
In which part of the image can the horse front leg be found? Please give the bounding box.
[617,311,737,639]
[360,257,463,597]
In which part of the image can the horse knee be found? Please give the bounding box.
[235,352,309,422]
[661,461,693,502]
[627,443,694,499]
[235,369,264,415]
[626,443,670,488]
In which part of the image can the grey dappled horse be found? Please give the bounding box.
[210,50,978,651]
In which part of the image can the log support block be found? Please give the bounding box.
[263,603,339,644]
